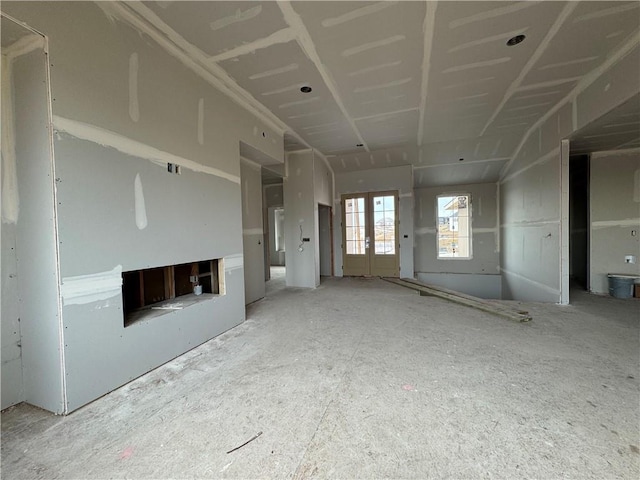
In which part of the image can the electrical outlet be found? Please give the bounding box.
[625,255,636,264]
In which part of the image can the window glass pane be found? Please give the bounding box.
[374,195,395,255]
[437,195,471,259]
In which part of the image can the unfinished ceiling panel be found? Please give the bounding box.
[142,1,289,58]
[423,1,567,144]
[414,160,507,188]
[356,109,419,151]
[327,145,418,173]
[290,1,424,121]
[519,1,640,88]
[570,93,640,154]
[219,40,360,152]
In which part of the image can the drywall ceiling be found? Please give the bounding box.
[570,93,640,154]
[128,1,639,187]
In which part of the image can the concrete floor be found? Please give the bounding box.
[2,277,639,479]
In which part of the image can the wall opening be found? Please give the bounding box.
[122,259,222,327]
[569,155,590,290]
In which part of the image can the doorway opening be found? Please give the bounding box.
[342,191,400,277]
[569,154,589,291]
[263,167,286,295]
[318,204,333,280]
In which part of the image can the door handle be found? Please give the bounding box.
[365,236,370,249]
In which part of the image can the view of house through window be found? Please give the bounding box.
[437,194,471,259]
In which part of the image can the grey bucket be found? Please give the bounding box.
[607,274,636,299]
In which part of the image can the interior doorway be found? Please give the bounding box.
[342,191,399,277]
[569,154,590,290]
[318,204,333,278]
[262,168,285,293]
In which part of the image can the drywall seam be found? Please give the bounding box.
[197,98,204,145]
[414,157,509,170]
[500,220,560,227]
[500,267,560,296]
[52,115,241,184]
[503,28,640,179]
[2,33,44,60]
[277,1,369,151]
[321,1,398,27]
[224,254,244,271]
[210,4,262,31]
[208,27,296,63]
[1,54,19,224]
[240,156,262,170]
[449,1,541,29]
[591,147,640,157]
[341,35,405,57]
[591,218,640,229]
[243,228,264,235]
[480,2,577,136]
[128,53,139,122]
[500,147,560,184]
[415,227,496,236]
[60,265,123,306]
[449,28,529,53]
[98,1,292,142]
[354,107,418,122]
[134,173,148,230]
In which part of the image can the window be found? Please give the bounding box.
[122,259,222,327]
[437,194,471,259]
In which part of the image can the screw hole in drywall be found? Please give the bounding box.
[262,132,266,138]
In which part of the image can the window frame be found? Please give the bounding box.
[435,193,473,260]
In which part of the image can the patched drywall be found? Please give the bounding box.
[334,165,414,278]
[414,183,500,298]
[589,150,640,294]
[1,2,283,413]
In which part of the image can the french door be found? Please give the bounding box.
[342,191,399,277]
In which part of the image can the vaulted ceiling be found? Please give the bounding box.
[127,1,639,186]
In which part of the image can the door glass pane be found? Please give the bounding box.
[373,195,395,255]
[345,197,366,255]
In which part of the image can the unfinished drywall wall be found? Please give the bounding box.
[500,43,639,303]
[414,183,500,298]
[2,40,64,412]
[589,150,640,294]
[283,150,334,288]
[2,1,283,412]
[334,165,414,278]
[1,50,23,410]
[241,158,265,304]
[284,150,316,288]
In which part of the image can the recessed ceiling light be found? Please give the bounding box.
[300,86,312,93]
[356,143,364,147]
[507,34,526,46]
